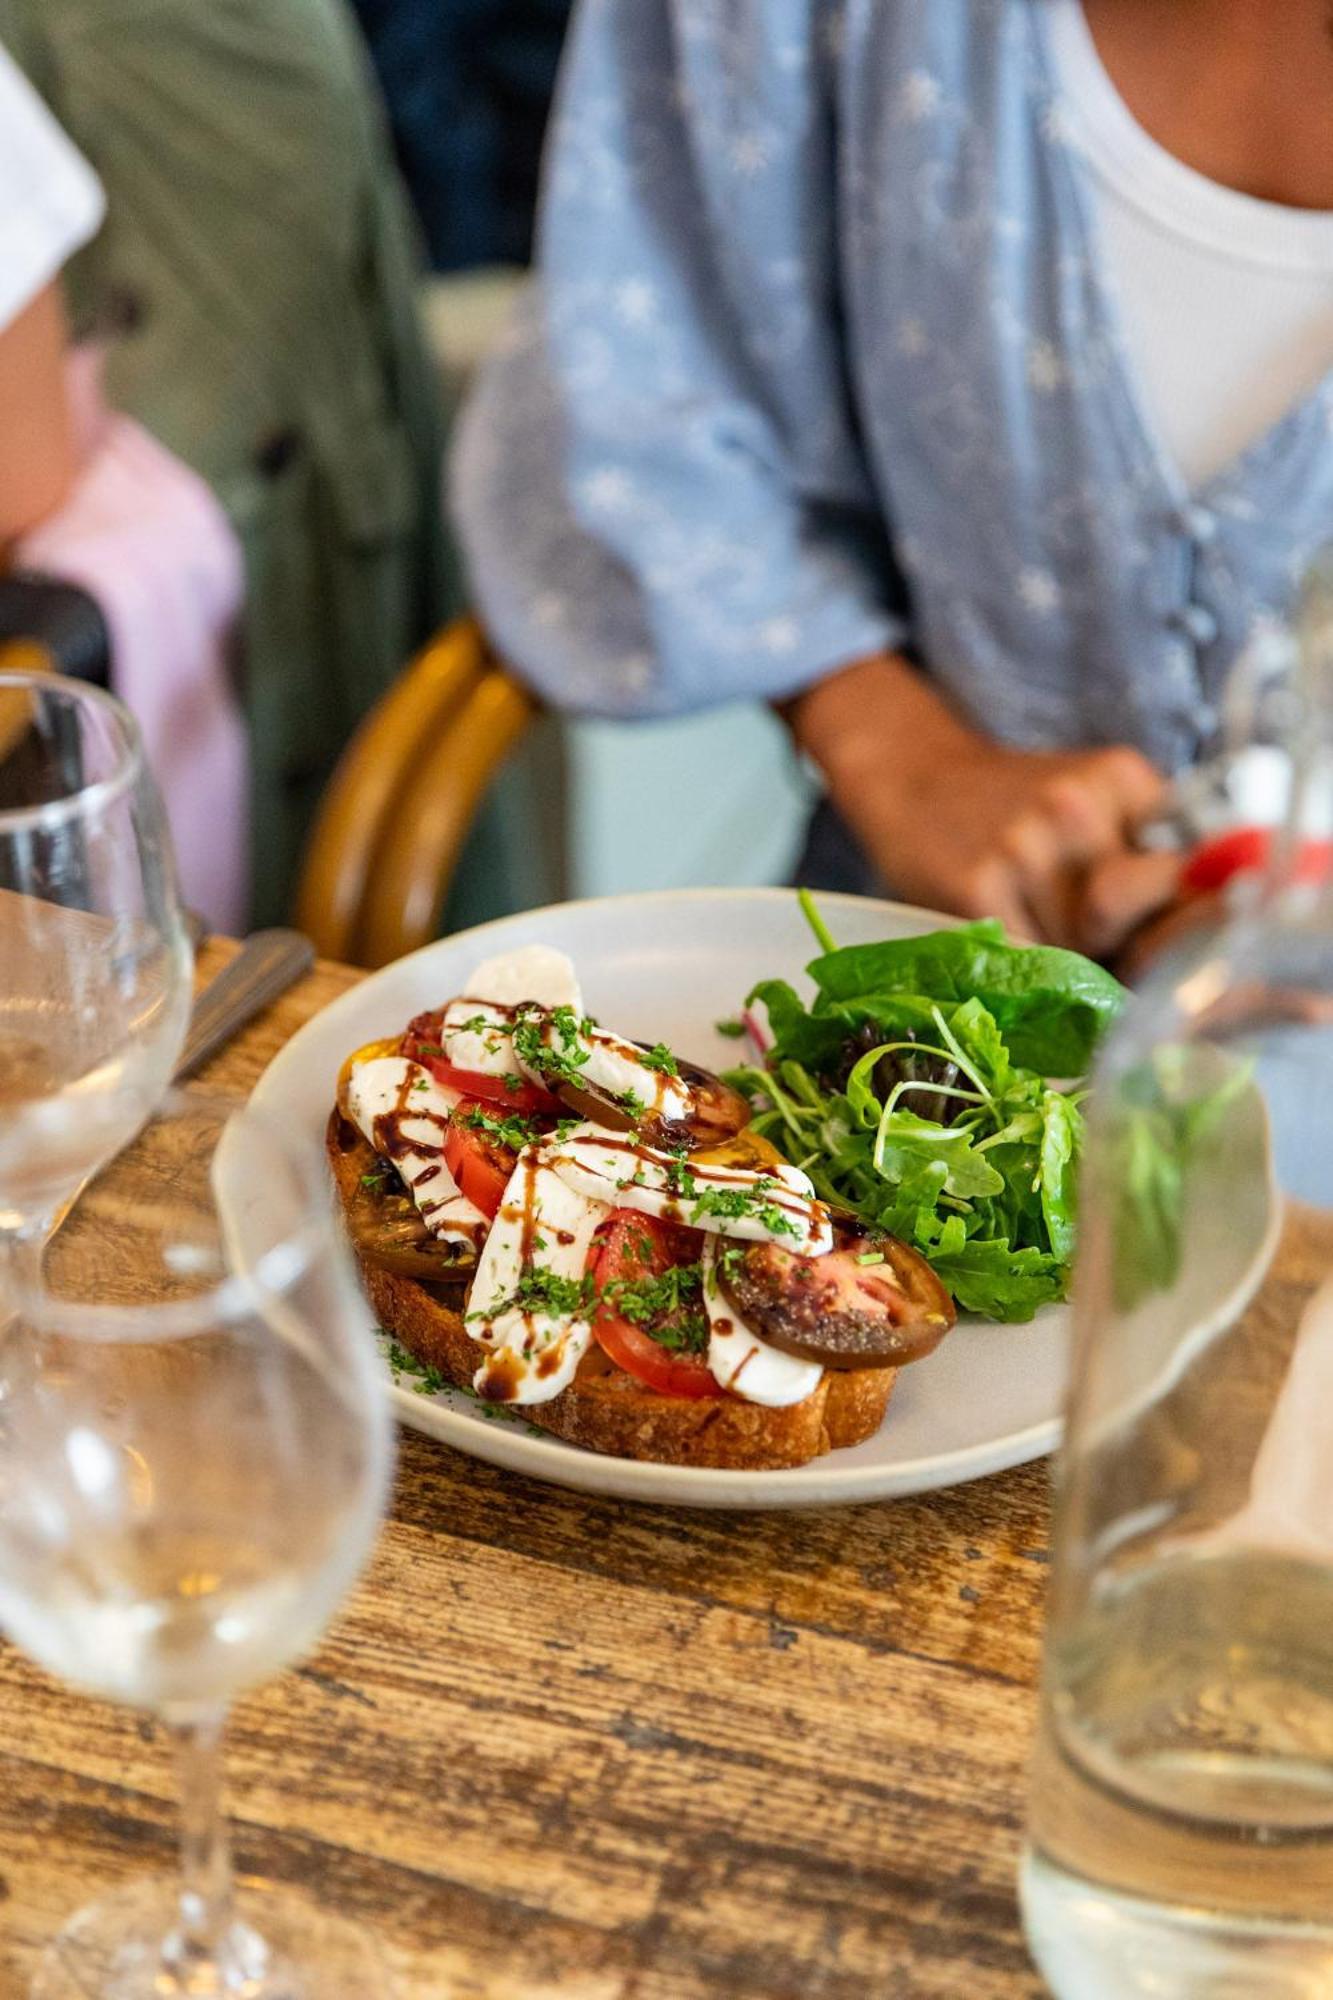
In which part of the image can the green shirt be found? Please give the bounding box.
[3,0,457,922]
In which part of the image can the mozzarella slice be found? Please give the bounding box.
[346,1057,486,1246]
[514,1011,694,1122]
[468,1152,609,1405]
[466,945,583,1013]
[441,998,522,1081]
[546,1123,832,1256]
[701,1241,824,1408]
[439,947,585,1081]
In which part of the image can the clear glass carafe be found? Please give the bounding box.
[1022,558,1333,1997]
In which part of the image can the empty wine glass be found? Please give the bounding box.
[0,1092,395,1998]
[0,672,191,1263]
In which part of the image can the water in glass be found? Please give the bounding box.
[0,1093,394,1998]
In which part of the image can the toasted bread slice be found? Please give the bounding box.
[328,1111,896,1470]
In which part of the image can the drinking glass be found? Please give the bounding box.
[0,1093,395,1998]
[0,672,191,1261]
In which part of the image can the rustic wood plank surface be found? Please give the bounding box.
[0,940,1052,1999]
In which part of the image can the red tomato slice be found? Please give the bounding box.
[400,1013,561,1116]
[442,1099,517,1221]
[589,1210,722,1400]
[427,1061,559,1115]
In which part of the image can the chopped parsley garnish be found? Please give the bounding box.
[460,1105,545,1152]
[856,1251,886,1267]
[640,1043,680,1078]
[619,1088,645,1117]
[600,1261,710,1356]
[714,1018,747,1040]
[468,1265,596,1322]
[451,1013,513,1037]
[512,1003,592,1091]
[694,1186,800,1240]
[360,1169,391,1190]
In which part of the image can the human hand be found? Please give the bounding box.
[792,653,1173,954]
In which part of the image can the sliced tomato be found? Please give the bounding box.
[588,1210,722,1399]
[442,1098,518,1221]
[427,1061,560,1116]
[400,1011,561,1116]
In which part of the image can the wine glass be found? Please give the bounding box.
[0,1092,395,1998]
[0,672,192,1262]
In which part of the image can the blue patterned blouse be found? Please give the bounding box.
[452,0,1333,773]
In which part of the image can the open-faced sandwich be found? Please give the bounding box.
[328,945,956,1470]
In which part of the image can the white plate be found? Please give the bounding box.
[251,889,1068,1509]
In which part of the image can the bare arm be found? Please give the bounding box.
[0,282,76,554]
[790,650,1179,957]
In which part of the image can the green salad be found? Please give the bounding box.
[726,896,1127,1323]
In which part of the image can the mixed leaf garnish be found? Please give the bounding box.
[726,902,1128,1322]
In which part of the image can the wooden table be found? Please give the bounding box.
[0,943,1052,1999]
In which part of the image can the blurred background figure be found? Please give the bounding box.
[1,0,455,928]
[0,42,97,550]
[454,0,1333,964]
[352,0,571,275]
[0,36,249,932]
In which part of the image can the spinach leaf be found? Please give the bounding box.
[807,921,1125,1075]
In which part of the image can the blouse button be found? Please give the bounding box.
[1173,604,1220,647]
[1178,503,1219,545]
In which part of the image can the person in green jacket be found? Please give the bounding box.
[1,0,458,925]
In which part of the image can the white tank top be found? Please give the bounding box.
[1047,0,1333,489]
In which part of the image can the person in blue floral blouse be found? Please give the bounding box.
[455,0,1333,959]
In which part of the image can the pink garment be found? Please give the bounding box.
[17,350,250,933]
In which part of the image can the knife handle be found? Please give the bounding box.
[176,928,316,1080]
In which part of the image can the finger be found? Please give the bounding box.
[965,858,1051,947]
[1083,747,1171,836]
[999,813,1084,946]
[1041,774,1128,862]
[1114,890,1225,982]
[1077,849,1184,960]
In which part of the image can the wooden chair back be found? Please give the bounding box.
[295,618,534,967]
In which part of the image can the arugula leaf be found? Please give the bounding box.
[874,1112,1006,1202]
[920,1216,1067,1320]
[805,921,1125,1075]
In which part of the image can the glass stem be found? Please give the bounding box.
[0,1217,45,1278]
[165,1707,236,1974]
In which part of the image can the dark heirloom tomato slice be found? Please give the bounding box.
[588,1210,722,1399]
[721,1212,956,1370]
[442,1099,518,1221]
[401,1009,562,1116]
